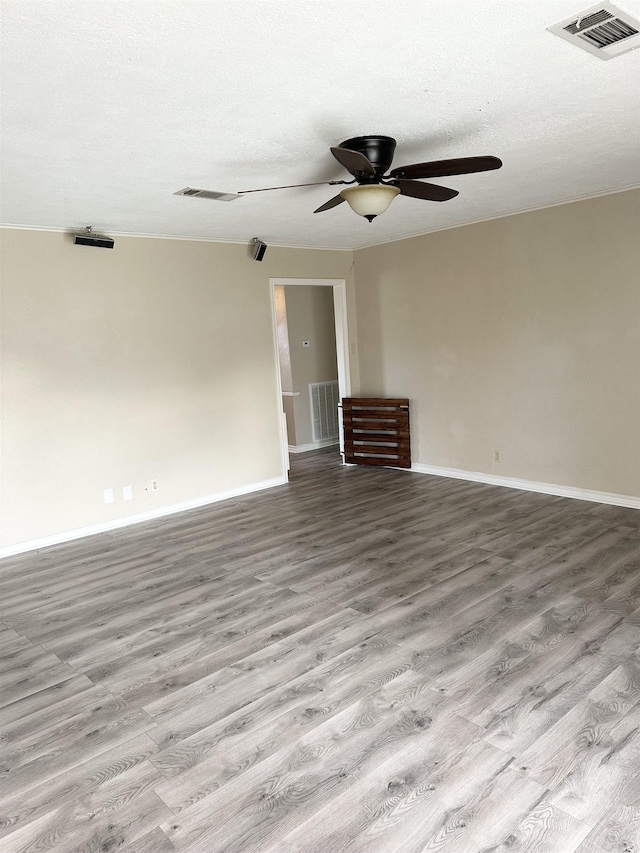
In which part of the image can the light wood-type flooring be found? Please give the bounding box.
[2,448,640,852]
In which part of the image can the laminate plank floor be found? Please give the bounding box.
[1,448,639,852]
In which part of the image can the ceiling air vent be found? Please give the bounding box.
[174,187,241,201]
[548,2,640,59]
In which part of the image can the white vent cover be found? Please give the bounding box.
[548,2,640,59]
[310,381,340,443]
[174,187,241,201]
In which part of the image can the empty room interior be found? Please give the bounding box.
[1,2,640,851]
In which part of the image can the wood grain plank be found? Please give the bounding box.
[490,800,591,852]
[517,653,640,802]
[119,826,176,852]
[1,707,158,800]
[479,621,640,756]
[163,690,484,852]
[436,599,626,725]
[574,769,640,852]
[152,654,418,813]
[144,611,387,750]
[2,447,638,852]
[545,688,640,825]
[0,733,159,840]
[0,656,80,708]
[0,631,30,655]
[2,790,171,853]
[0,673,95,728]
[260,736,514,853]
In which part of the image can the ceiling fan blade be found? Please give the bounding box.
[330,146,376,176]
[389,156,503,180]
[390,179,459,202]
[314,194,346,214]
[237,179,349,194]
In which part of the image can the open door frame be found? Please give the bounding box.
[270,278,351,480]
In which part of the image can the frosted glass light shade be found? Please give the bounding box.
[340,184,400,219]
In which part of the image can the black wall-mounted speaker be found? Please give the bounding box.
[252,238,267,261]
[74,234,114,249]
[74,227,114,249]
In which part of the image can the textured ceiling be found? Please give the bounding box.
[1,0,639,249]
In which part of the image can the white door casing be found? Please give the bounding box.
[270,278,351,479]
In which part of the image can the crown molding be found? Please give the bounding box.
[0,223,352,252]
[2,184,637,252]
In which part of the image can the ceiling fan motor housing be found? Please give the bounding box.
[340,136,397,182]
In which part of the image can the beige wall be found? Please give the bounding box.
[354,190,640,497]
[284,285,338,448]
[0,229,354,547]
[2,190,637,549]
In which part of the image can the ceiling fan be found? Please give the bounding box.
[237,135,502,221]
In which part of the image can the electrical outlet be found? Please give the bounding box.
[493,450,501,464]
[151,479,159,491]
[145,479,159,496]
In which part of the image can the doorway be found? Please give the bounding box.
[270,278,351,479]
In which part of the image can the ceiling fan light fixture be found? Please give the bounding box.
[340,184,400,221]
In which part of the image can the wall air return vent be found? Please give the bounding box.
[310,381,340,444]
[174,187,241,201]
[548,2,640,59]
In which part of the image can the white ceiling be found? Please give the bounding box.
[1,0,639,250]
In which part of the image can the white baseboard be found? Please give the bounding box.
[409,462,639,509]
[0,475,288,559]
[288,439,339,454]
[4,463,635,560]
